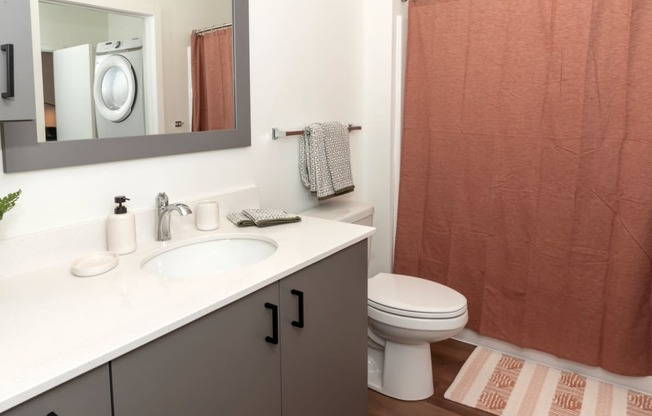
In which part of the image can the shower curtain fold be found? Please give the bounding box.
[394,0,652,376]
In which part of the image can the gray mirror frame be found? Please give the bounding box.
[1,0,250,173]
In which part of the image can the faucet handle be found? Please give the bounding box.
[156,192,169,208]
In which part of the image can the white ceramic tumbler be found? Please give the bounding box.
[195,200,220,231]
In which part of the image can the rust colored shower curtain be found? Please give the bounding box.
[394,0,652,376]
[191,27,234,131]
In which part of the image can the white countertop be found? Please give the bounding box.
[0,216,374,412]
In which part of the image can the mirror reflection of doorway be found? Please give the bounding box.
[38,1,145,141]
[41,51,57,141]
[54,44,96,141]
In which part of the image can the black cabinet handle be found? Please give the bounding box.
[1,44,14,99]
[264,302,279,344]
[291,289,305,328]
[47,412,58,416]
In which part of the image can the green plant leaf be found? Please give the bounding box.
[0,189,22,221]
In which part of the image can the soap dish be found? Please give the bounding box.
[71,251,119,277]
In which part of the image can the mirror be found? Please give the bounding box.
[38,0,234,141]
[0,0,250,172]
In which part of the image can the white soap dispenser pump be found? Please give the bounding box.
[107,196,136,255]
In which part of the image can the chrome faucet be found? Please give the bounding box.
[156,192,192,241]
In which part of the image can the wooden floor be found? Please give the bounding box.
[368,339,493,416]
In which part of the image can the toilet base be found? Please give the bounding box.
[367,340,434,401]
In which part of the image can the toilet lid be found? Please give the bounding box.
[368,273,467,319]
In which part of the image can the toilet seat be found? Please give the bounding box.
[368,273,467,319]
[368,303,469,332]
[368,299,467,319]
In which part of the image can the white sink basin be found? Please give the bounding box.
[141,235,277,279]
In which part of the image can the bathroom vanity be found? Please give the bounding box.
[0,212,372,416]
[112,243,367,416]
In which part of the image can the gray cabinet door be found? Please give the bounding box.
[279,242,368,416]
[111,283,282,416]
[1,365,112,416]
[0,0,36,121]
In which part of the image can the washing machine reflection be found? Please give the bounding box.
[94,38,145,138]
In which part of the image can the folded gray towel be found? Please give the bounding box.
[299,121,355,200]
[227,212,255,227]
[242,209,301,227]
[228,209,301,227]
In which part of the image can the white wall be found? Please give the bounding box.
[107,13,145,40]
[0,0,398,280]
[248,0,401,277]
[360,0,398,276]
[39,3,110,52]
[248,1,365,214]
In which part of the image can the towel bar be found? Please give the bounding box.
[272,124,362,140]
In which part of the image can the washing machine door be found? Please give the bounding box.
[94,54,137,123]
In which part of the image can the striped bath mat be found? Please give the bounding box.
[445,346,652,416]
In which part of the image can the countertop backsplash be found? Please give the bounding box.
[0,185,260,277]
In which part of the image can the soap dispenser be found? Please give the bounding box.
[107,196,136,255]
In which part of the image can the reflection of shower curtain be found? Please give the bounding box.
[394,0,652,376]
[191,27,234,131]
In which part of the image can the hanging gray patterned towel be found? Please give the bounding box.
[299,121,355,200]
[228,209,301,227]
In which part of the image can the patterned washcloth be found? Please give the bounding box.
[299,121,355,200]
[228,209,301,227]
[227,211,256,227]
[242,209,301,227]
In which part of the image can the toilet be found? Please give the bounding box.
[300,200,468,401]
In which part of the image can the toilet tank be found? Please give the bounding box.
[299,200,374,226]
